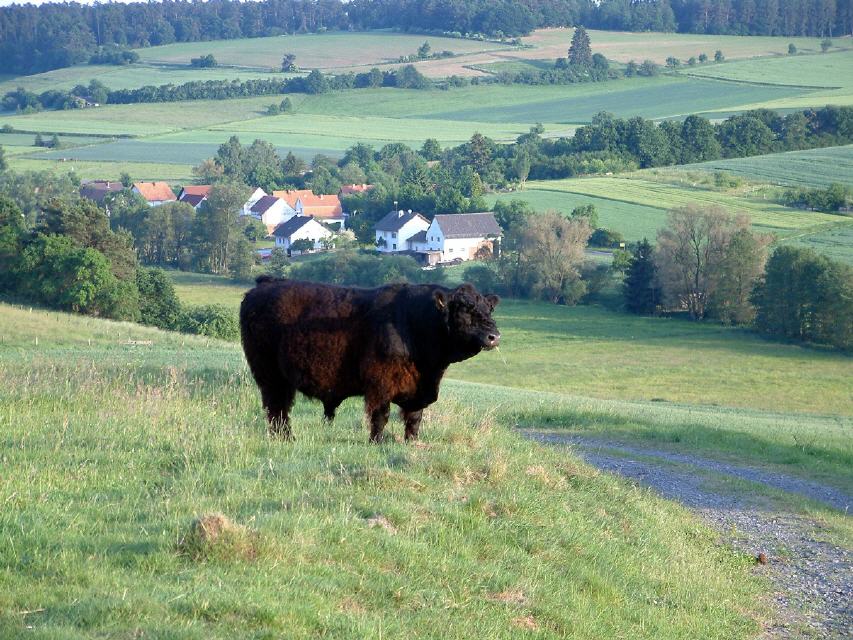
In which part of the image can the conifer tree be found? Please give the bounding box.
[623,238,659,315]
[568,26,592,68]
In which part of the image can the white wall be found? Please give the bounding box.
[375,215,429,252]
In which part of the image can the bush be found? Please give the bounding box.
[137,267,182,330]
[180,304,239,341]
[290,251,440,288]
[589,228,624,248]
[462,263,500,294]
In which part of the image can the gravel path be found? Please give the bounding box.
[523,431,853,639]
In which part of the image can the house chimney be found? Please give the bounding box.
[407,209,412,214]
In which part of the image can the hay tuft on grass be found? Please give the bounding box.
[178,513,260,562]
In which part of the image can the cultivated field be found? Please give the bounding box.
[680,144,853,188]
[133,31,518,71]
[0,302,769,638]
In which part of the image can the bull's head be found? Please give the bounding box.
[435,283,500,360]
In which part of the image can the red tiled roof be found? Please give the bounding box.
[272,189,313,209]
[339,183,374,196]
[133,181,176,202]
[298,193,343,219]
[179,185,212,198]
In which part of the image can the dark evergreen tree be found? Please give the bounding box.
[568,26,593,67]
[623,238,659,315]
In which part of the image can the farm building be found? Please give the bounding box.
[240,187,269,216]
[177,185,211,210]
[272,216,332,255]
[410,213,502,265]
[132,181,177,207]
[80,180,125,205]
[250,195,296,234]
[374,210,430,253]
[275,189,346,229]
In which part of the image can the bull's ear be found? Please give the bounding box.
[485,294,500,310]
[434,290,447,310]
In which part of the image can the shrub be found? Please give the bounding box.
[180,304,239,341]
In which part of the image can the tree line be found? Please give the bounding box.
[619,205,852,349]
[3,0,851,75]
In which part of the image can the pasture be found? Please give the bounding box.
[167,273,853,420]
[0,302,769,639]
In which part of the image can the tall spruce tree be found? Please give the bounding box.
[568,26,593,67]
[623,238,659,315]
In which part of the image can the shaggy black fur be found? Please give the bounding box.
[240,277,500,442]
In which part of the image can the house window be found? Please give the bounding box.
[392,243,397,250]
[449,248,453,253]
[392,232,397,238]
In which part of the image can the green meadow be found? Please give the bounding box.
[0,302,772,639]
[134,30,517,71]
[679,144,853,188]
[490,173,848,246]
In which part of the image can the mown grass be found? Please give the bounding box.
[0,303,765,639]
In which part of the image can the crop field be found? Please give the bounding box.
[135,31,517,72]
[781,222,853,265]
[522,28,846,65]
[679,144,853,188]
[0,301,778,639]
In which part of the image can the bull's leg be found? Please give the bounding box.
[323,399,341,423]
[402,409,423,441]
[366,400,391,443]
[262,385,296,439]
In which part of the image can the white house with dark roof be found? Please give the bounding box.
[240,187,272,216]
[374,209,430,252]
[249,195,296,234]
[410,212,502,264]
[273,216,332,254]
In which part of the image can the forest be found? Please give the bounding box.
[1,0,850,75]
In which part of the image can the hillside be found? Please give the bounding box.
[0,303,767,638]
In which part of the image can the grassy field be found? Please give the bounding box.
[679,144,853,188]
[166,273,853,419]
[0,302,772,639]
[490,174,846,244]
[134,31,517,71]
[685,49,853,88]
[781,221,853,264]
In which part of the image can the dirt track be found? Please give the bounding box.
[524,431,852,639]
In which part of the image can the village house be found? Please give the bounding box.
[249,195,295,234]
[240,187,270,216]
[79,180,125,205]
[132,181,177,207]
[273,216,333,255]
[374,211,501,265]
[275,189,346,229]
[339,183,374,197]
[177,185,212,210]
[374,209,430,253]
